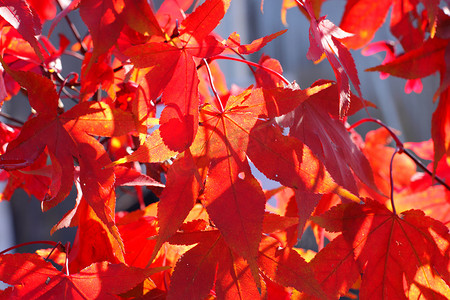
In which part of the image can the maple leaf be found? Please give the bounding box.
[390,0,427,52]
[0,253,163,299]
[258,236,328,299]
[307,235,360,299]
[0,0,44,61]
[187,84,332,272]
[116,204,183,293]
[225,29,287,55]
[125,0,230,151]
[121,0,164,37]
[339,0,392,49]
[247,120,358,237]
[313,199,450,299]
[79,0,126,61]
[0,68,77,207]
[366,38,448,80]
[362,41,426,94]
[51,167,162,273]
[394,185,450,226]
[302,0,362,117]
[26,0,57,21]
[432,87,450,171]
[149,151,201,263]
[203,152,265,283]
[359,128,416,201]
[0,67,145,257]
[117,210,159,269]
[255,54,284,88]
[66,198,126,273]
[276,83,376,197]
[154,0,194,33]
[168,230,260,300]
[79,51,114,101]
[0,151,51,202]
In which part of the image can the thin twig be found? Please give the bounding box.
[113,65,124,73]
[0,111,24,125]
[211,55,291,86]
[229,48,258,80]
[56,0,87,55]
[403,149,450,191]
[63,50,84,61]
[389,148,399,215]
[349,118,450,192]
[349,118,403,148]
[0,240,59,255]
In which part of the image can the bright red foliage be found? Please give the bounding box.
[0,0,449,299]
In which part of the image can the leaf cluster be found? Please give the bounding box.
[0,0,449,299]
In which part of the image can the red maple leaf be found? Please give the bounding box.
[432,87,450,172]
[301,0,362,117]
[365,38,448,81]
[79,0,125,61]
[313,199,450,299]
[258,235,328,299]
[125,0,230,152]
[0,0,44,61]
[359,128,417,202]
[276,80,376,197]
[167,230,260,299]
[0,67,146,256]
[307,235,360,298]
[188,84,335,269]
[167,230,327,299]
[147,151,201,264]
[0,253,162,299]
[339,0,392,49]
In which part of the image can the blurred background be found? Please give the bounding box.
[0,0,438,272]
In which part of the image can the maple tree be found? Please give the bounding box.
[0,0,449,298]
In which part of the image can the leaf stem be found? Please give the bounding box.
[389,148,399,215]
[228,48,258,80]
[56,0,87,55]
[202,58,224,113]
[211,55,291,86]
[403,148,450,191]
[57,73,78,99]
[0,240,59,255]
[349,118,403,148]
[349,118,450,192]
[0,112,24,125]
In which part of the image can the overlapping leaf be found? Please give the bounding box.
[258,236,328,299]
[307,235,360,298]
[150,151,200,262]
[189,84,334,268]
[366,38,448,80]
[339,0,392,49]
[0,253,160,299]
[302,0,361,117]
[276,83,376,196]
[0,0,44,61]
[168,230,260,300]
[432,87,450,171]
[313,199,450,299]
[0,68,145,256]
[125,0,230,152]
[79,0,125,60]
